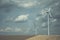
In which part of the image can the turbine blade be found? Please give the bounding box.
[49,12,52,17]
[48,8,51,12]
[48,8,53,17]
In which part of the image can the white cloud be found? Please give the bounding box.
[5,27,12,32]
[14,28,22,32]
[4,14,29,22]
[55,2,59,6]
[0,27,22,32]
[14,14,29,22]
[42,22,46,27]
[51,19,57,22]
[35,17,40,21]
[11,0,40,8]
[20,2,35,8]
[53,2,59,6]
[0,27,12,32]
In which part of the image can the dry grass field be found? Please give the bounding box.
[0,35,60,40]
[26,35,60,40]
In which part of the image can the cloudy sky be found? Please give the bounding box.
[0,0,60,35]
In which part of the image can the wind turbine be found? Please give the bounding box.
[44,8,52,36]
[41,8,52,35]
[32,20,38,35]
[32,19,40,35]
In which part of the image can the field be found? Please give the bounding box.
[26,35,60,40]
[0,35,33,40]
[0,35,60,40]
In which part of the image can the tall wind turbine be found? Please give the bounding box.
[45,8,52,36]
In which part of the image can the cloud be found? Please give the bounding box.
[51,19,57,22]
[14,14,29,22]
[20,2,35,8]
[11,0,40,8]
[0,27,22,32]
[5,27,12,32]
[4,14,29,22]
[42,22,46,27]
[14,28,22,32]
[55,2,59,6]
[0,27,12,32]
[35,17,40,21]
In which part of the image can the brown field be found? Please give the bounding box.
[0,35,60,40]
[26,35,60,40]
[0,35,33,40]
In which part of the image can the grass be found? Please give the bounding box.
[26,35,60,40]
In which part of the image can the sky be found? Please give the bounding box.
[0,0,60,35]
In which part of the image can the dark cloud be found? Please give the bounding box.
[0,0,60,35]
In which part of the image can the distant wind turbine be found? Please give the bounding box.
[32,19,39,35]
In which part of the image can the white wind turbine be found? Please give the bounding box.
[41,8,52,36]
